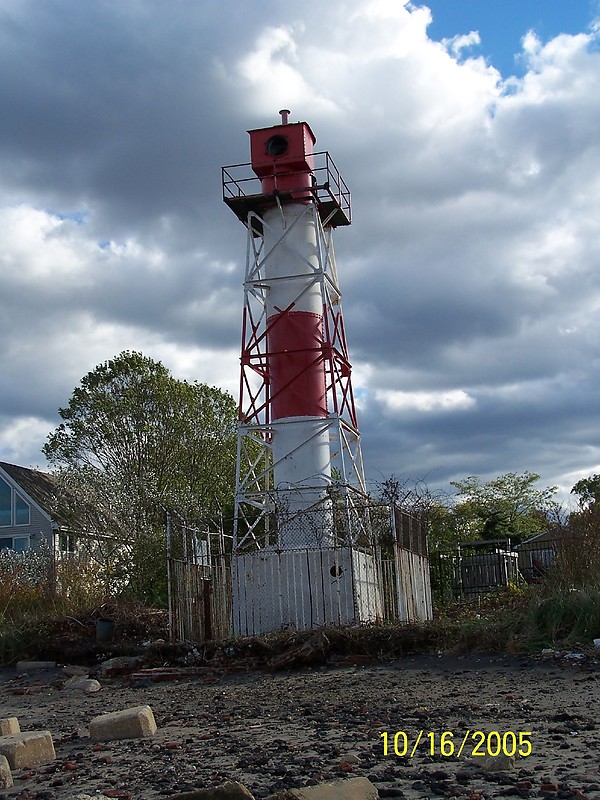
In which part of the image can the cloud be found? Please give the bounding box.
[1,0,599,502]
[375,389,476,413]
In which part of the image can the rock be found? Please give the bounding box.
[0,731,56,769]
[170,782,255,799]
[0,718,20,735]
[68,795,98,800]
[63,676,101,693]
[0,754,12,789]
[81,679,101,693]
[99,656,144,677]
[482,754,516,771]
[89,705,157,741]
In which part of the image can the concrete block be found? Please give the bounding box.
[0,731,56,769]
[0,754,12,789]
[89,705,157,741]
[15,660,56,672]
[0,718,20,735]
[279,777,379,800]
[170,782,255,799]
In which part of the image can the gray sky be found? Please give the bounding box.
[1,0,599,503]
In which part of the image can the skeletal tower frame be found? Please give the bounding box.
[223,132,370,553]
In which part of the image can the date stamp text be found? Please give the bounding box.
[381,731,532,759]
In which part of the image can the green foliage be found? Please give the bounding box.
[448,471,558,544]
[124,529,170,607]
[427,501,480,549]
[571,474,600,509]
[44,351,237,521]
[43,351,238,603]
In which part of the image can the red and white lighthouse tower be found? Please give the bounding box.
[223,111,382,634]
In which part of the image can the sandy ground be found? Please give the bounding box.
[0,653,598,800]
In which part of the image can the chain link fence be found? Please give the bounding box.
[168,504,432,642]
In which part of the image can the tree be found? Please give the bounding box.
[43,351,238,602]
[449,472,558,543]
[427,499,481,550]
[571,474,600,509]
[44,351,237,519]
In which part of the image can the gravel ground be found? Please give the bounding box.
[0,653,598,800]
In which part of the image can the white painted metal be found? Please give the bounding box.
[262,203,322,317]
[231,546,383,636]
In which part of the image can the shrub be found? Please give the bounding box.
[0,543,53,625]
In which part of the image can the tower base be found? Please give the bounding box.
[231,546,383,636]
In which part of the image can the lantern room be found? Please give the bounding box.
[248,112,316,197]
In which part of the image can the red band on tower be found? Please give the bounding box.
[267,310,327,420]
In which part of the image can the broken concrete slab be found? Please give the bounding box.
[0,731,56,769]
[15,660,56,672]
[0,718,19,735]
[89,705,157,741]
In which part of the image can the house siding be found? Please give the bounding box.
[0,507,54,551]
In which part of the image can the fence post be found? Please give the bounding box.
[166,511,173,643]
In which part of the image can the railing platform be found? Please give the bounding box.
[222,150,351,233]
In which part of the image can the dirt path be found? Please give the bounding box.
[0,653,598,800]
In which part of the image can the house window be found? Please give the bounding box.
[0,478,10,526]
[59,532,76,554]
[0,478,32,527]
[15,494,30,526]
[0,536,29,552]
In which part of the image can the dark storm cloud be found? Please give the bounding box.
[1,0,599,499]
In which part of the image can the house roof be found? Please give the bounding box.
[516,527,566,548]
[0,461,59,519]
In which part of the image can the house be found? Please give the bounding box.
[515,528,565,582]
[0,461,73,554]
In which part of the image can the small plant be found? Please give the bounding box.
[523,588,600,646]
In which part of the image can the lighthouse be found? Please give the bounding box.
[223,111,383,634]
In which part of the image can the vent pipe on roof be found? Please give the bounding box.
[279,108,291,125]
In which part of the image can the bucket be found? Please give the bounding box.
[96,617,116,644]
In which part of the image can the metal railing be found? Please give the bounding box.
[222,151,351,226]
